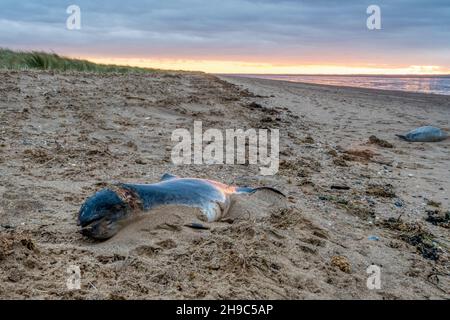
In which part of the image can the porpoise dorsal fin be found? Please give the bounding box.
[160,173,178,181]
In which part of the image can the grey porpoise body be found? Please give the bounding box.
[396,126,448,142]
[78,173,284,240]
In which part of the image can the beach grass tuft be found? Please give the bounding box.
[0,48,156,73]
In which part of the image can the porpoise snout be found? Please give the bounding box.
[78,189,130,240]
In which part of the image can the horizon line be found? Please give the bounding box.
[215,73,450,77]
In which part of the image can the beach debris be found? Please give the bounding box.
[0,232,37,261]
[318,194,375,220]
[125,140,138,151]
[330,255,351,273]
[280,158,321,176]
[302,135,315,144]
[0,236,13,260]
[394,199,404,208]
[330,184,350,191]
[378,218,441,261]
[368,235,380,241]
[344,202,375,220]
[135,158,147,165]
[269,207,303,230]
[406,235,440,261]
[247,102,263,109]
[333,157,349,167]
[20,238,36,251]
[342,147,377,163]
[23,148,53,164]
[185,223,211,230]
[327,148,338,157]
[396,126,448,142]
[426,200,441,208]
[260,116,276,123]
[368,135,394,148]
[318,194,348,205]
[425,210,449,228]
[297,179,317,194]
[366,184,396,198]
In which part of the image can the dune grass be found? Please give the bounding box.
[0,48,156,73]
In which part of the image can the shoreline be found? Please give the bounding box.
[218,74,450,98]
[216,73,450,78]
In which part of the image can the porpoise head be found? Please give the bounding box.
[78,189,131,240]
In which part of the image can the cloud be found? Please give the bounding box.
[0,0,449,67]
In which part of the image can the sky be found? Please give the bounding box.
[1,0,449,74]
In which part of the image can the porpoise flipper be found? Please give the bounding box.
[395,134,408,141]
[236,186,286,197]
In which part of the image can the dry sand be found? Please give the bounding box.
[0,70,449,299]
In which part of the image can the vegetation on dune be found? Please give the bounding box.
[0,48,156,73]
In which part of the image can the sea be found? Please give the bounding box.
[231,74,450,96]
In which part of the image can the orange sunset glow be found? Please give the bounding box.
[84,57,450,75]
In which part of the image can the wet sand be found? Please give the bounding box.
[0,70,449,299]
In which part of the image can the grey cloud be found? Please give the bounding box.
[0,0,449,66]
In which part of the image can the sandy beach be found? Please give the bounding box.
[0,70,449,299]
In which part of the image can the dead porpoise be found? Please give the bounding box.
[396,126,448,142]
[78,174,284,240]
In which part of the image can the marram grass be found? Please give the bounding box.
[0,48,156,73]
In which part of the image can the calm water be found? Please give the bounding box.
[232,74,450,95]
